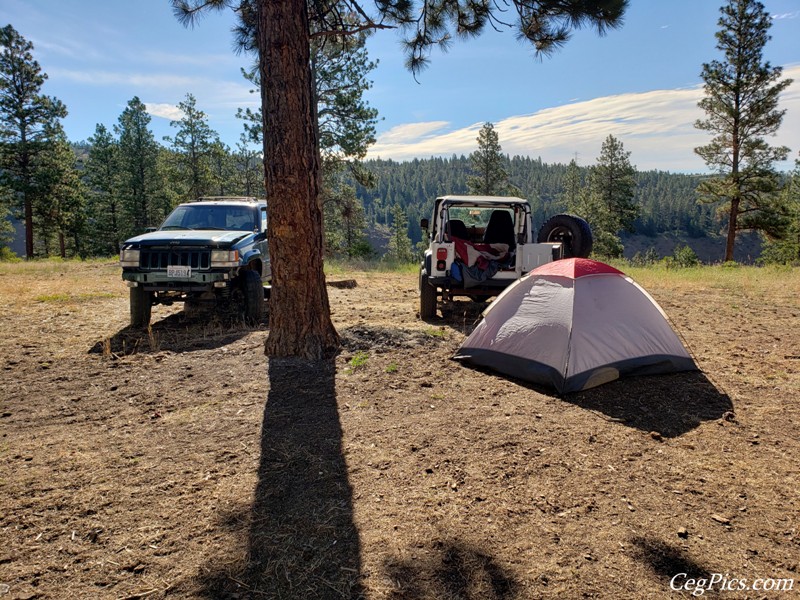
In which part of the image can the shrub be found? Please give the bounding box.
[665,245,700,269]
[0,247,21,262]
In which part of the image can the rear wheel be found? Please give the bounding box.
[419,271,437,319]
[130,287,152,328]
[538,214,593,258]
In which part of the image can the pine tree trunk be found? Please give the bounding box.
[22,152,34,258]
[24,195,33,259]
[725,197,739,262]
[258,0,339,359]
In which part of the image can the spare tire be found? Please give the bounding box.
[537,214,593,258]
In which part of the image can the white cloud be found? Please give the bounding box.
[47,66,257,115]
[48,67,203,90]
[374,121,453,144]
[145,103,183,121]
[368,65,800,172]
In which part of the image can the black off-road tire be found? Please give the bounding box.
[240,270,265,324]
[419,271,437,319]
[130,287,152,328]
[537,214,593,258]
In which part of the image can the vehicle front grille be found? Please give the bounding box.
[140,248,210,270]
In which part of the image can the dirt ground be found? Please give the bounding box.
[1,260,798,600]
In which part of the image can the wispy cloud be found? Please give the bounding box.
[771,11,800,20]
[369,65,800,172]
[48,67,204,90]
[375,121,453,144]
[46,65,255,111]
[28,37,108,62]
[145,103,184,121]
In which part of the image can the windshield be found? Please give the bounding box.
[161,204,258,231]
[447,206,513,229]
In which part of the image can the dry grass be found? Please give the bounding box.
[1,259,799,599]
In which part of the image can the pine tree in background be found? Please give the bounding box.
[233,131,264,198]
[0,185,14,252]
[323,176,371,258]
[0,25,67,258]
[115,97,160,236]
[386,204,413,263]
[32,133,84,257]
[85,124,121,254]
[164,93,219,200]
[151,147,181,228]
[585,135,638,257]
[694,0,792,262]
[209,140,236,196]
[467,123,516,196]
[562,158,583,214]
[760,154,800,264]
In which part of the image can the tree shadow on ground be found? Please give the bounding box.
[630,536,713,591]
[200,357,363,599]
[88,310,265,356]
[384,539,519,600]
[422,299,487,335]
[564,371,733,438]
[460,356,733,438]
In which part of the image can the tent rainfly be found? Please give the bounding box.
[453,258,697,393]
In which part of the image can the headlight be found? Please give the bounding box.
[119,248,140,267]
[210,249,239,267]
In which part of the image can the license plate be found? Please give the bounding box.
[167,265,191,278]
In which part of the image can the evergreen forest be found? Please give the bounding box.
[353,156,719,252]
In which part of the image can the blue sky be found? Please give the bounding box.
[4,0,799,172]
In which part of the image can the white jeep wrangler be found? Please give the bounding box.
[418,195,592,318]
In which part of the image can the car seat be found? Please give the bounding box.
[483,210,516,249]
[444,219,469,240]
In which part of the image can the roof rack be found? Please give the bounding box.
[190,196,262,203]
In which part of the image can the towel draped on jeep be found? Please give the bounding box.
[451,238,510,288]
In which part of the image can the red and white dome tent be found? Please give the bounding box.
[453,258,697,394]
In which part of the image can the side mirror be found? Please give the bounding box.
[145,227,157,233]
[420,218,429,230]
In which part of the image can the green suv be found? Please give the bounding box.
[119,197,270,327]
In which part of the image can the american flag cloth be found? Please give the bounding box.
[453,238,510,269]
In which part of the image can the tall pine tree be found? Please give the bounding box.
[164,93,219,200]
[467,122,515,196]
[562,157,583,214]
[115,97,160,236]
[585,135,638,257]
[467,123,521,196]
[0,25,67,257]
[85,124,122,254]
[760,154,800,264]
[32,133,84,257]
[173,0,628,358]
[386,204,413,263]
[694,0,792,262]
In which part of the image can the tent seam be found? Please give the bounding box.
[561,276,576,395]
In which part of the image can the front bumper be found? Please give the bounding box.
[122,269,233,292]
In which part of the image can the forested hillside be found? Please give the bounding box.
[353,155,719,248]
